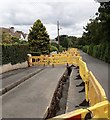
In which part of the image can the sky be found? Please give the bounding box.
[0,0,100,39]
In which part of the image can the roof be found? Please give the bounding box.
[0,27,27,39]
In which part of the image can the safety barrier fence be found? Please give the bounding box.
[49,100,110,119]
[78,58,108,106]
[88,71,107,106]
[27,48,109,119]
[29,48,80,66]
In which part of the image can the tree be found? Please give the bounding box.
[55,35,69,50]
[81,2,110,45]
[2,32,12,43]
[28,19,50,54]
[98,2,110,43]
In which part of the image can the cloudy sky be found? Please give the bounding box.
[0,0,100,39]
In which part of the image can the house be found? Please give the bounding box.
[0,27,28,41]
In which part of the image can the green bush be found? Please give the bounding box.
[88,44,94,56]
[82,43,110,63]
[2,44,29,65]
[30,52,41,56]
[92,45,97,57]
[82,45,89,53]
[103,43,110,63]
[50,45,58,52]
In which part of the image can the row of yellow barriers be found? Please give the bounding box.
[49,49,109,119]
[51,100,109,119]
[28,48,110,119]
[28,48,80,66]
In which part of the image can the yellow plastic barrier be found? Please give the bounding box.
[72,56,81,66]
[78,59,89,101]
[48,100,110,120]
[88,71,107,106]
[29,48,80,66]
[79,59,89,82]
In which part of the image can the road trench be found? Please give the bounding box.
[44,65,72,119]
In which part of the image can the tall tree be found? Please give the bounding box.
[55,35,69,50]
[98,2,110,43]
[28,19,50,54]
[82,1,110,45]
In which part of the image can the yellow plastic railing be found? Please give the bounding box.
[88,71,107,106]
[49,100,110,119]
[30,48,80,66]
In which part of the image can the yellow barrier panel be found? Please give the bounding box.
[88,71,107,106]
[48,100,110,120]
[72,56,81,66]
[79,59,89,82]
[78,59,89,101]
[29,48,81,66]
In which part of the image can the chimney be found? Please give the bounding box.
[10,27,14,33]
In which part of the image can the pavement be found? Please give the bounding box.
[0,66,45,95]
[2,65,66,118]
[66,67,85,113]
[80,50,109,100]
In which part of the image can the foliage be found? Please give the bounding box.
[11,36,28,44]
[82,43,110,63]
[55,35,78,50]
[2,32,28,45]
[76,2,110,63]
[59,45,66,52]
[81,2,110,45]
[2,44,29,65]
[51,42,59,49]
[28,19,50,55]
[50,45,58,52]
[51,42,66,52]
[2,32,12,43]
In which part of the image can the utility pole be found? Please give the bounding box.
[57,21,60,51]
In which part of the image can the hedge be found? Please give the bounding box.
[82,43,110,63]
[2,44,29,65]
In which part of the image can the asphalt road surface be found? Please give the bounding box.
[80,51,109,100]
[2,66,44,89]
[2,66,66,118]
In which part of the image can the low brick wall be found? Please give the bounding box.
[0,61,28,74]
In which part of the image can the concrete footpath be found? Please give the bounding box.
[1,66,45,95]
[66,67,85,113]
[2,66,66,118]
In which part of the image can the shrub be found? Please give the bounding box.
[82,43,110,63]
[2,44,29,65]
[50,45,58,52]
[30,52,41,56]
[82,45,89,53]
[88,44,94,56]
